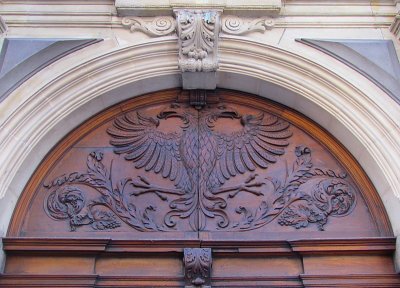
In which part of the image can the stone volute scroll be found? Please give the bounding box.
[221,15,275,35]
[120,11,276,89]
[121,16,176,36]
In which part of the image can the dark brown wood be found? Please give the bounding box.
[0,275,98,288]
[184,248,212,287]
[1,237,397,287]
[300,274,400,287]
[2,89,398,287]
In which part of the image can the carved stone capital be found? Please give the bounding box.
[221,15,275,35]
[175,9,221,73]
[121,16,176,36]
[184,248,212,288]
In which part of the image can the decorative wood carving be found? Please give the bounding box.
[45,151,158,232]
[233,146,356,231]
[2,237,400,287]
[42,100,356,233]
[184,248,212,288]
[4,89,398,287]
[189,89,208,108]
[175,10,221,72]
[9,89,392,240]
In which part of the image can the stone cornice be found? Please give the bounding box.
[0,1,397,30]
[115,0,282,17]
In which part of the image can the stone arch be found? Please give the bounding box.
[0,38,399,267]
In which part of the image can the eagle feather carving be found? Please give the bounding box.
[107,103,292,230]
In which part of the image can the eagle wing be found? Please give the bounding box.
[107,112,189,190]
[211,113,292,185]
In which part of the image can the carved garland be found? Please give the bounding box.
[44,103,356,232]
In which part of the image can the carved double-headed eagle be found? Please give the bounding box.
[107,103,292,230]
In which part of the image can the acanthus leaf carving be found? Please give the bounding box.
[175,10,221,72]
[121,16,176,36]
[43,104,356,233]
[231,146,357,231]
[184,248,212,288]
[44,151,162,232]
[221,15,275,35]
[120,11,276,76]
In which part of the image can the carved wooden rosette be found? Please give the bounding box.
[184,248,212,288]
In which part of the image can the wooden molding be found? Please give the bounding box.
[300,274,400,287]
[0,274,98,287]
[3,237,396,255]
[289,238,396,255]
[1,237,398,286]
[2,238,109,253]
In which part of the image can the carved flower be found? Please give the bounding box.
[45,186,85,220]
[312,179,356,217]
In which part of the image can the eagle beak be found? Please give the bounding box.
[218,107,240,119]
[158,103,181,119]
[158,110,178,119]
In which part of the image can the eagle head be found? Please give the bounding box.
[210,104,240,121]
[157,102,196,126]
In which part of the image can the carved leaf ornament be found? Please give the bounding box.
[184,248,212,287]
[120,11,275,73]
[176,10,220,72]
[44,102,356,232]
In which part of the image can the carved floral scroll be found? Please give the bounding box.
[43,102,356,233]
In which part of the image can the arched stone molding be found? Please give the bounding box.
[0,37,399,269]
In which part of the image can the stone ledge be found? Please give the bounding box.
[115,0,282,16]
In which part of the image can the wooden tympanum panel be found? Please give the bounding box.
[10,89,387,239]
[3,89,397,287]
